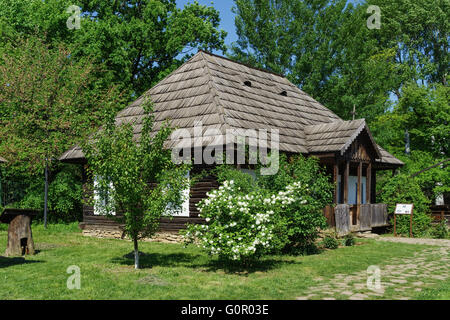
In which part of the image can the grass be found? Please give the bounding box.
[0,223,448,300]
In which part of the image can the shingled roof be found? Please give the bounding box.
[60,51,402,167]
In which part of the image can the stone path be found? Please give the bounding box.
[377,237,450,247]
[296,238,450,300]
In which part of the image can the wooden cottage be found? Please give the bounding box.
[60,51,403,236]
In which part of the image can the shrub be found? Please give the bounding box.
[343,234,355,246]
[183,180,288,263]
[184,155,334,263]
[258,154,333,251]
[431,219,448,239]
[381,174,432,237]
[323,236,339,249]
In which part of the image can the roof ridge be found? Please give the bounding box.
[200,51,230,134]
[198,50,287,79]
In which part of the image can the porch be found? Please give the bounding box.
[323,204,388,235]
[308,120,404,235]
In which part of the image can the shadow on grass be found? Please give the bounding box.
[112,250,300,274]
[0,256,43,268]
[195,257,301,274]
[111,251,202,269]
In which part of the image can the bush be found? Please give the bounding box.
[343,234,355,246]
[258,154,333,251]
[183,180,288,263]
[381,174,432,237]
[184,155,334,263]
[323,236,339,249]
[1,164,83,223]
[431,219,448,239]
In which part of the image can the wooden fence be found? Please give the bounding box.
[430,205,450,225]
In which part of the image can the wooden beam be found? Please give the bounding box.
[357,161,362,205]
[343,160,349,204]
[366,163,372,204]
[333,162,339,204]
[371,168,377,203]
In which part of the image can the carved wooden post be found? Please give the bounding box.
[356,161,362,226]
[333,162,339,204]
[343,160,349,204]
[366,162,372,204]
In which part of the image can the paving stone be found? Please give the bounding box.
[391,279,408,284]
[348,293,369,300]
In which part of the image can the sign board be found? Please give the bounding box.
[395,204,413,215]
[393,204,414,238]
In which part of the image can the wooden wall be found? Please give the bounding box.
[81,164,217,231]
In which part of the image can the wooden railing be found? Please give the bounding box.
[430,205,450,225]
[323,203,388,235]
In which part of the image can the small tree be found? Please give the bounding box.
[83,97,190,269]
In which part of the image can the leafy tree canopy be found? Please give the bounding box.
[0,0,227,98]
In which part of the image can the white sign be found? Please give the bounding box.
[395,204,413,215]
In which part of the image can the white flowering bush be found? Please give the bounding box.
[258,154,333,252]
[183,180,287,263]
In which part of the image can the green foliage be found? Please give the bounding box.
[258,154,333,251]
[343,233,355,247]
[0,35,122,175]
[431,220,448,239]
[185,155,333,263]
[232,0,449,123]
[323,235,339,249]
[0,0,226,98]
[381,174,432,237]
[15,165,83,223]
[214,165,259,194]
[396,84,449,158]
[183,180,287,264]
[82,97,190,269]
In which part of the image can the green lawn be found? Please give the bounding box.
[0,223,448,300]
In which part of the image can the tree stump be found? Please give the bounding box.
[0,209,37,257]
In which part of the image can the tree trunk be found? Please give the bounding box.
[133,237,139,269]
[5,215,35,257]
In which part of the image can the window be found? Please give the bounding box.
[93,176,116,216]
[244,80,252,87]
[166,171,190,217]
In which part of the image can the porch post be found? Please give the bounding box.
[366,162,372,204]
[333,162,339,204]
[343,160,349,204]
[357,161,362,221]
[371,168,377,203]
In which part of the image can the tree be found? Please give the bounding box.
[82,97,190,269]
[0,36,122,221]
[0,35,121,174]
[0,0,227,98]
[231,0,449,122]
[231,0,391,121]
